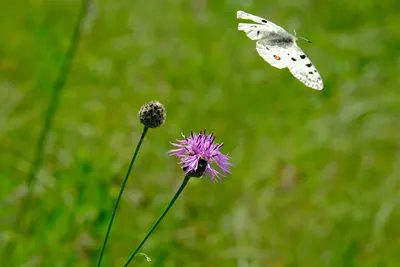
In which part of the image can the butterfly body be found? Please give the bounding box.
[267,35,295,48]
[237,10,324,90]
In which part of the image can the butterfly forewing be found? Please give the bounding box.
[287,46,323,90]
[237,10,286,33]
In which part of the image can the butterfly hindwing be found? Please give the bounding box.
[238,23,272,41]
[256,40,291,69]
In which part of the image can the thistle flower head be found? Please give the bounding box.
[139,101,166,128]
[168,130,232,182]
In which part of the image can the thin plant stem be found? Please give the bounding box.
[1,0,91,263]
[123,175,191,267]
[97,126,149,267]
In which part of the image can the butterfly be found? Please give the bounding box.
[237,10,323,90]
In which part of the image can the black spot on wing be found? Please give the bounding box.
[262,19,268,23]
[291,58,297,61]
[300,55,306,59]
[308,71,313,74]
[306,63,312,67]
[257,30,260,36]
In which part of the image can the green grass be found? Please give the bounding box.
[1,0,400,266]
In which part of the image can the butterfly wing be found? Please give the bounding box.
[237,10,286,33]
[256,40,324,89]
[237,10,288,41]
[287,44,324,90]
[255,40,291,69]
[238,23,269,40]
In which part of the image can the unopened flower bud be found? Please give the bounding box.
[139,101,166,128]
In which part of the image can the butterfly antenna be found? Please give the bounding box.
[293,29,312,43]
[299,36,312,43]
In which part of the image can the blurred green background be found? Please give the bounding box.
[1,0,400,266]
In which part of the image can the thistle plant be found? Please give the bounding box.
[97,101,166,267]
[169,130,232,182]
[123,130,232,266]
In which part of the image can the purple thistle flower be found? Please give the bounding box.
[168,130,232,182]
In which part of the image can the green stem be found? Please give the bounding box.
[123,175,191,267]
[97,126,149,267]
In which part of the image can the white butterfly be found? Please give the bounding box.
[237,10,324,90]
